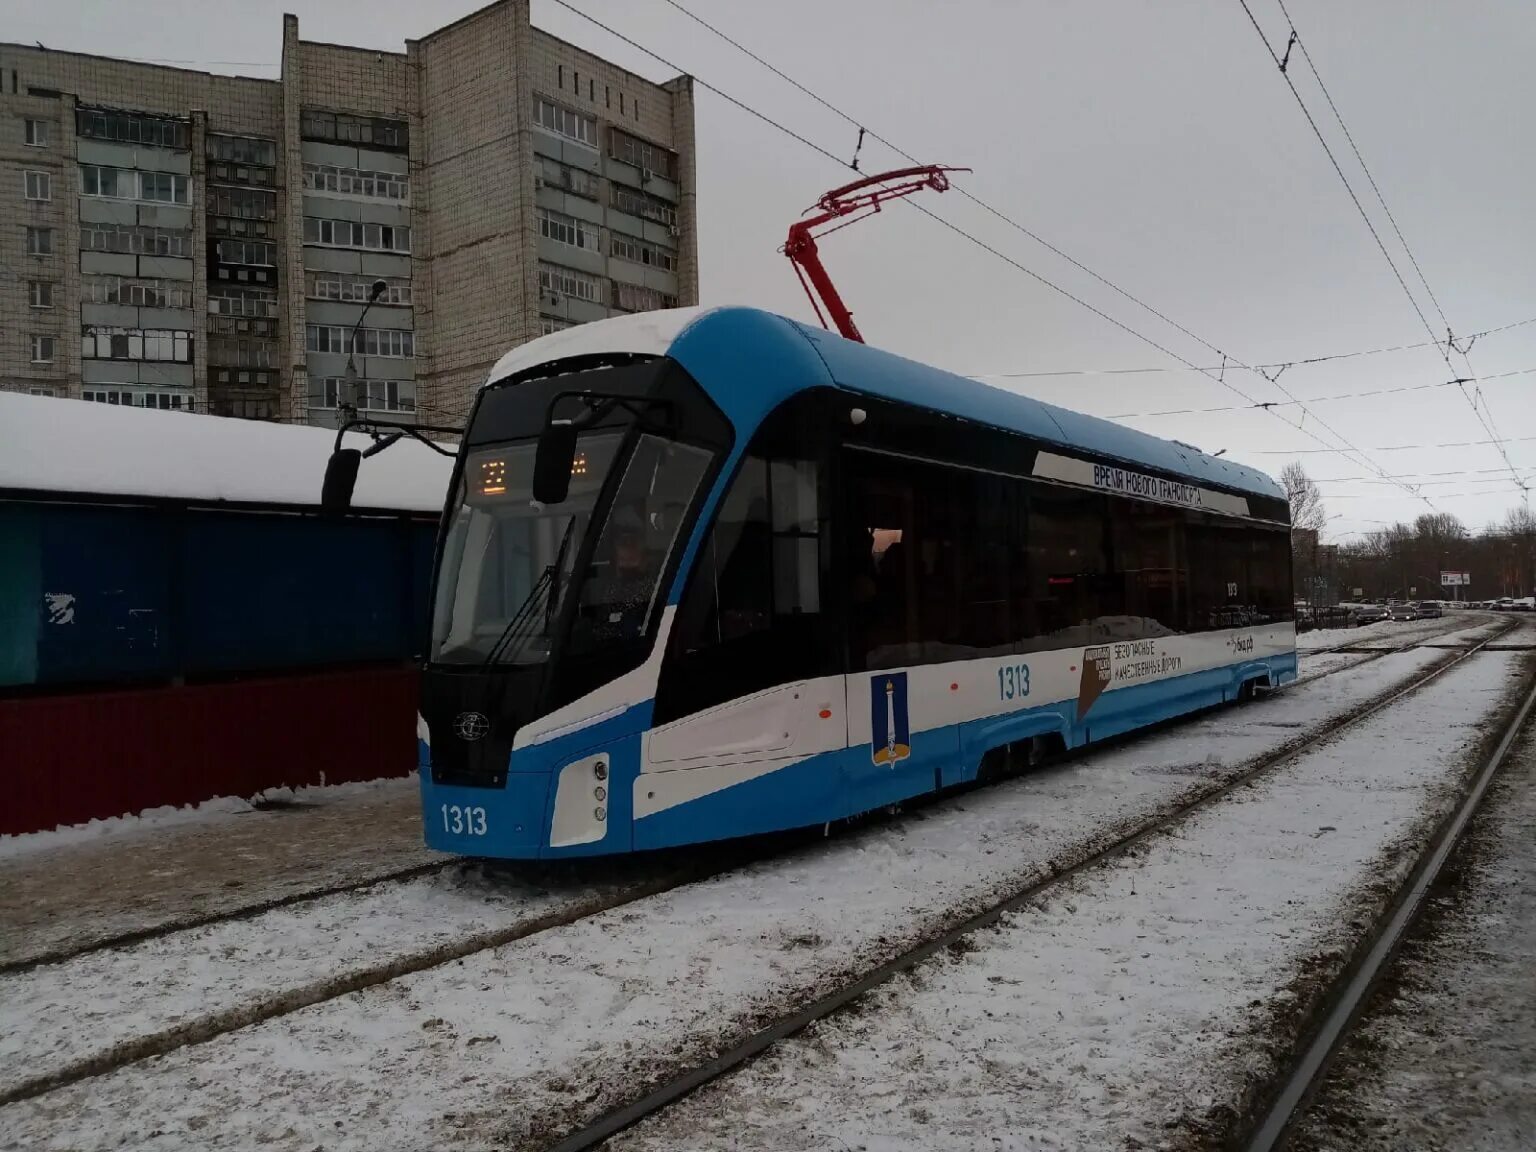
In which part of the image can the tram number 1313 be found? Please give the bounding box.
[997,663,1032,701]
[441,804,488,836]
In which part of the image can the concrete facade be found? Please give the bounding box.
[0,0,697,426]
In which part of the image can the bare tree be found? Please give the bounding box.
[1281,462,1326,533]
[1414,512,1466,542]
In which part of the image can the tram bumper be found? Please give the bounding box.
[417,723,639,859]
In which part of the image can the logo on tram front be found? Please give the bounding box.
[454,711,491,741]
[870,673,911,766]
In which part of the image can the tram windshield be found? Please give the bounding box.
[431,428,714,666]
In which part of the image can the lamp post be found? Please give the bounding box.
[340,279,389,423]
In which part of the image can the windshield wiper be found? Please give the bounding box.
[482,512,582,668]
[543,509,581,637]
[481,566,554,668]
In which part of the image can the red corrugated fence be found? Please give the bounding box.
[0,665,417,836]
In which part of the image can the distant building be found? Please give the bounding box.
[0,0,697,423]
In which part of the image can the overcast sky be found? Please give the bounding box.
[16,0,1536,542]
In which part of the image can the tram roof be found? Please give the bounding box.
[0,392,452,512]
[487,306,1284,501]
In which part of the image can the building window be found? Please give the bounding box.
[24,171,50,201]
[308,375,416,412]
[540,316,577,336]
[532,96,597,147]
[25,226,53,256]
[29,335,56,363]
[299,110,409,152]
[610,230,676,272]
[83,388,188,410]
[208,336,277,368]
[302,216,412,253]
[537,156,598,198]
[305,273,412,305]
[305,325,414,358]
[75,108,189,149]
[611,183,677,227]
[209,216,276,240]
[212,238,277,266]
[207,185,276,220]
[538,262,600,302]
[207,289,279,318]
[538,208,599,251]
[27,281,54,309]
[81,327,192,362]
[83,276,193,309]
[79,165,189,204]
[301,163,410,200]
[613,281,678,313]
[608,128,679,181]
[81,222,189,257]
[205,134,276,166]
[28,387,57,397]
[24,119,49,147]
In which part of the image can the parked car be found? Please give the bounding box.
[1388,603,1419,621]
[1514,597,1536,613]
[1494,597,1517,611]
[1353,604,1390,624]
[1414,601,1443,618]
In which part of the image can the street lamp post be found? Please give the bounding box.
[339,279,389,423]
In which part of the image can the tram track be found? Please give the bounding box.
[0,622,1513,1121]
[535,621,1521,1152]
[1238,632,1536,1152]
[9,617,1482,979]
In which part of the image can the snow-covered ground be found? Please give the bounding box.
[0,648,1457,1150]
[1295,611,1489,653]
[0,777,431,967]
[1289,716,1536,1151]
[612,651,1527,1152]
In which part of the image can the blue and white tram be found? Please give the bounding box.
[416,306,1296,858]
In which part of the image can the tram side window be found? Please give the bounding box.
[847,458,916,670]
[1019,486,1113,651]
[655,451,828,721]
[1109,499,1186,638]
[1248,527,1293,623]
[1186,514,1253,630]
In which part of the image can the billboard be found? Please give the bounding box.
[1440,571,1472,587]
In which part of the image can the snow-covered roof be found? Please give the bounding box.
[484,306,716,386]
[0,392,453,513]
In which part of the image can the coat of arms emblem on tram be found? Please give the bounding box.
[871,672,912,765]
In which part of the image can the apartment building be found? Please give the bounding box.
[0,0,697,425]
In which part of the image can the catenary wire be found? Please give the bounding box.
[1237,0,1526,496]
[967,313,1536,379]
[637,0,1435,503]
[1274,0,1526,498]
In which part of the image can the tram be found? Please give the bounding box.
[334,305,1296,858]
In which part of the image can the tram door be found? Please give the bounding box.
[648,407,849,831]
[842,448,963,806]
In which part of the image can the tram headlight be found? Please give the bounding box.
[594,760,609,781]
[594,786,607,802]
[594,806,607,821]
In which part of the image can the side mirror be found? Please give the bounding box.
[321,448,362,514]
[532,423,578,505]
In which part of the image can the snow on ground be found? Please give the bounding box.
[0,862,670,1100]
[1352,615,1507,651]
[612,651,1526,1152]
[0,777,432,967]
[1295,612,1483,653]
[0,648,1451,1151]
[1289,716,1536,1151]
[1294,649,1380,684]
